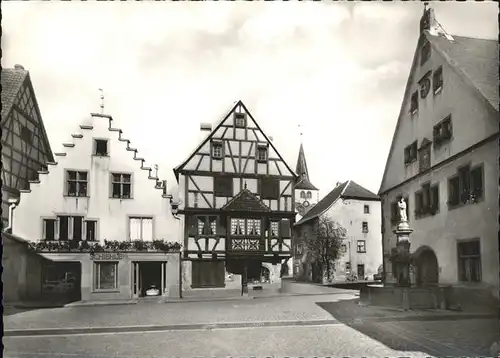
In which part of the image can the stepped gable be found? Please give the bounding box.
[20,112,171,198]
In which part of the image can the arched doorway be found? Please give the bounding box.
[414,246,439,287]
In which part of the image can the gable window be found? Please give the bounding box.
[129,217,153,241]
[20,125,33,144]
[306,191,312,199]
[111,173,132,199]
[214,176,233,197]
[364,205,370,214]
[448,164,484,208]
[457,239,481,282]
[94,262,118,290]
[418,142,431,173]
[404,141,418,165]
[419,71,432,98]
[433,66,443,94]
[66,170,88,197]
[197,216,218,236]
[230,218,261,237]
[415,183,439,218]
[261,177,280,200]
[410,91,419,114]
[234,113,246,128]
[362,221,369,233]
[256,145,269,163]
[433,115,453,146]
[211,140,223,160]
[94,139,108,156]
[300,191,306,199]
[420,40,431,66]
[357,240,366,253]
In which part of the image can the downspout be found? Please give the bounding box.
[4,198,20,234]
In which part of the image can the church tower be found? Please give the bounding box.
[294,143,319,221]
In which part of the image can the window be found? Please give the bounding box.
[357,240,366,253]
[129,217,153,241]
[404,141,418,164]
[433,66,443,94]
[364,205,370,214]
[211,140,223,160]
[230,218,261,237]
[261,177,279,199]
[433,115,453,146]
[94,262,118,290]
[418,142,431,172]
[306,191,312,199]
[234,113,246,128]
[269,221,279,237]
[66,170,88,197]
[345,262,351,273]
[214,176,233,197]
[362,221,368,233]
[85,220,97,241]
[410,91,419,114]
[420,41,431,66]
[300,191,306,199]
[415,183,439,218]
[457,240,481,282]
[20,125,33,144]
[94,139,108,156]
[197,216,217,236]
[191,260,225,288]
[256,145,268,162]
[357,264,365,279]
[419,72,432,98]
[111,173,132,199]
[448,164,484,207]
[43,219,56,240]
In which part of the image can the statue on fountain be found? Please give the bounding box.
[398,197,407,222]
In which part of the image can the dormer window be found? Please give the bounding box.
[211,140,223,160]
[420,41,431,66]
[234,113,246,128]
[94,139,108,156]
[410,91,419,114]
[433,66,443,94]
[256,144,268,162]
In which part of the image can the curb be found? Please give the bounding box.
[64,300,138,307]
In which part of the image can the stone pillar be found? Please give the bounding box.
[393,220,413,287]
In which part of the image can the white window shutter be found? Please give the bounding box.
[130,218,141,241]
[142,218,153,241]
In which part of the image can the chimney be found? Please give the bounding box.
[200,122,212,141]
[336,181,342,188]
[14,64,25,70]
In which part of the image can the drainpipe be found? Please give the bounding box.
[4,197,20,234]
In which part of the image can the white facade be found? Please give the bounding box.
[11,113,182,245]
[294,188,319,222]
[326,199,382,281]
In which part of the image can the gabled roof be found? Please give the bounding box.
[295,180,379,226]
[221,188,271,212]
[173,100,298,181]
[295,177,319,191]
[378,30,499,195]
[1,67,55,162]
[427,34,499,112]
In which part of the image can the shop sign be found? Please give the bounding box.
[91,252,124,260]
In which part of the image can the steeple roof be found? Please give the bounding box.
[295,143,318,191]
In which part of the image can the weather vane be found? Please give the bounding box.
[99,88,105,114]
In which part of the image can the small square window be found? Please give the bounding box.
[94,139,108,156]
[256,145,268,162]
[234,113,246,128]
[362,221,369,233]
[111,173,132,199]
[211,141,223,160]
[357,240,366,253]
[66,170,88,197]
[364,205,370,214]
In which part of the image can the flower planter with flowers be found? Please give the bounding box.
[28,239,182,254]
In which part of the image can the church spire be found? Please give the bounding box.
[296,143,310,181]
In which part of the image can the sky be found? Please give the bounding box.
[2,1,497,198]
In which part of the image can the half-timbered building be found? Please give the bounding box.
[173,101,298,295]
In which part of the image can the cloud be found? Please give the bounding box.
[2,1,497,195]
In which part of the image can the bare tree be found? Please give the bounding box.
[303,215,347,282]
